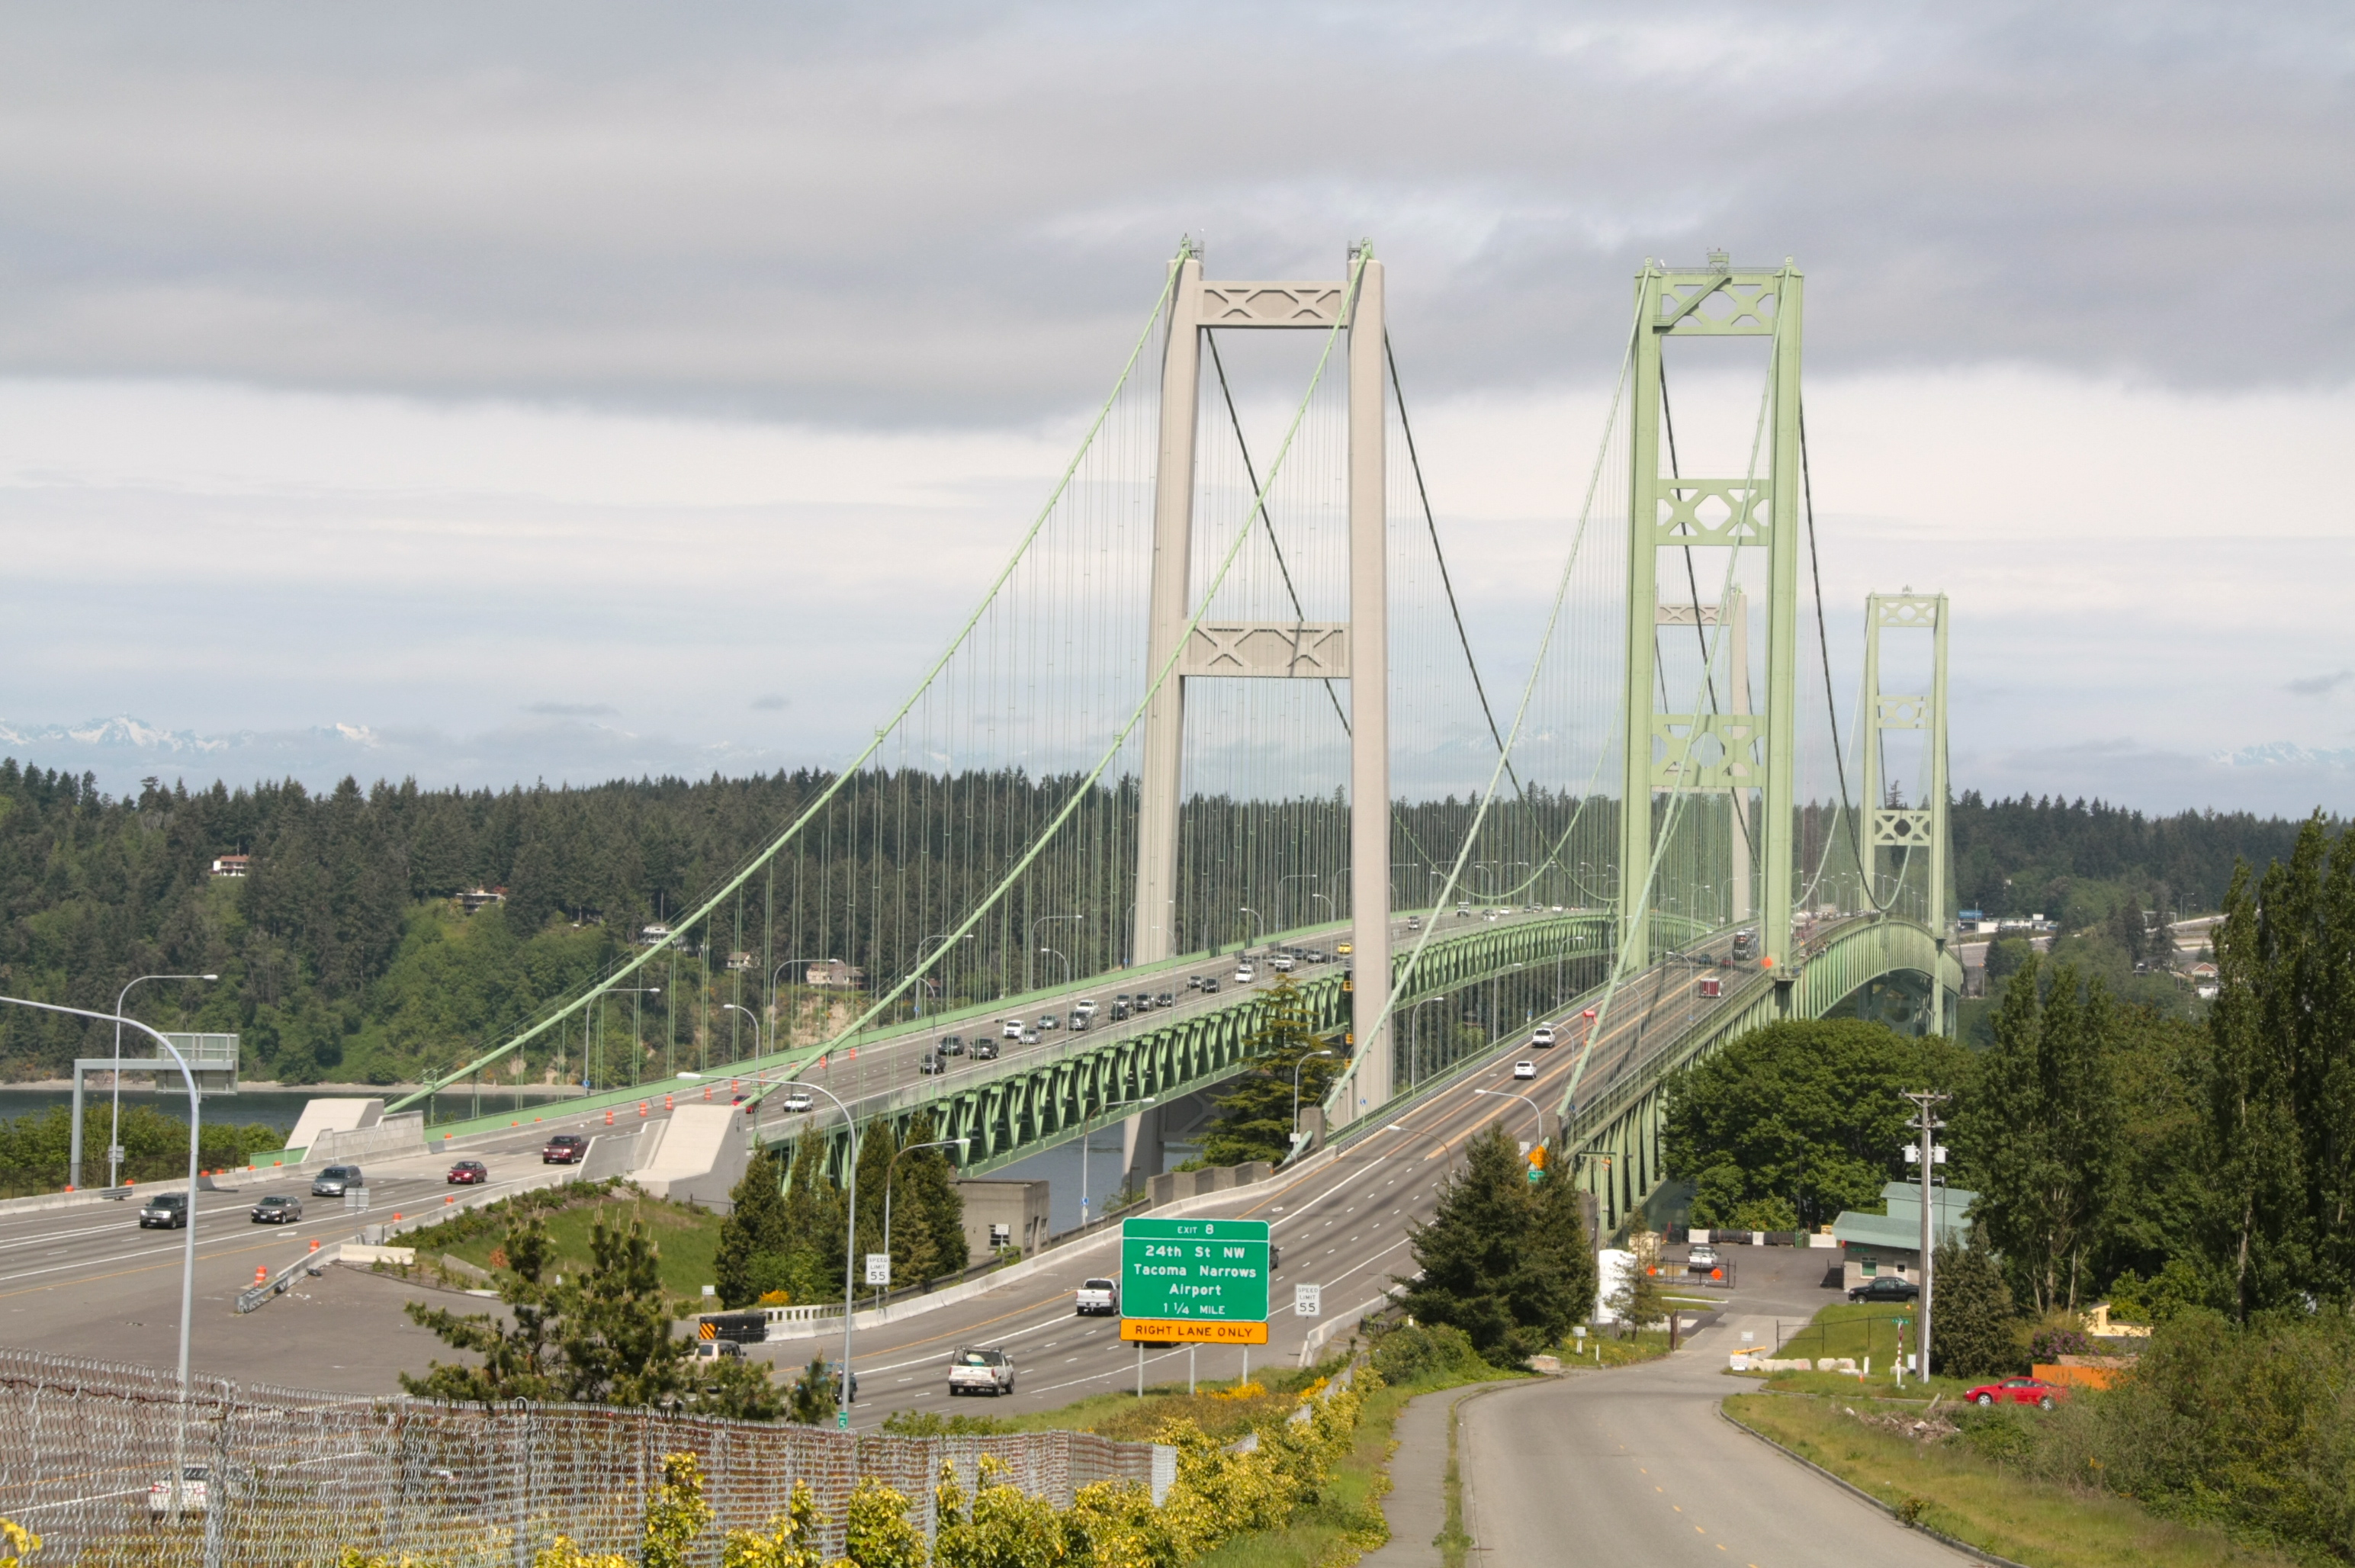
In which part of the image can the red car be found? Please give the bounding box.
[542,1134,589,1165]
[446,1160,489,1184]
[1966,1377,2067,1409]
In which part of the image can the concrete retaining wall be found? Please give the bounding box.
[307,1111,426,1167]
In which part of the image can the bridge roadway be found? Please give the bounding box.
[743,927,1762,1422]
[0,921,1764,1401]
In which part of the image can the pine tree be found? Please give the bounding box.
[780,1129,849,1305]
[1926,1240,2017,1379]
[716,1147,789,1307]
[1200,979,1338,1165]
[1397,1123,1587,1364]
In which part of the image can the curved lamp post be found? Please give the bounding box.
[1470,1085,1547,1147]
[879,1136,968,1301]
[2,994,202,1519]
[775,1077,860,1420]
[104,972,216,1190]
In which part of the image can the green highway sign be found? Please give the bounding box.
[1120,1216,1271,1345]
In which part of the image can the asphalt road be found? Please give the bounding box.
[1456,1244,1962,1566]
[0,908,1778,1412]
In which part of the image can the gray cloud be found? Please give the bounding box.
[750,694,789,711]
[0,2,2347,424]
[2285,670,2353,696]
[525,701,617,717]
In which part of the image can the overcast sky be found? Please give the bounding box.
[1,2,2350,815]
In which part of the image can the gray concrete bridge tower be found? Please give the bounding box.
[1131,243,1395,1145]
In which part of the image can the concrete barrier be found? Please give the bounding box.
[306,1112,428,1167]
[632,1104,749,1207]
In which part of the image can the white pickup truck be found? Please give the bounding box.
[1074,1277,1119,1316]
[948,1346,1017,1397]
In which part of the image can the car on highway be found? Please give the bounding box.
[249,1195,303,1224]
[1271,954,1294,972]
[1531,1023,1557,1047]
[1186,975,1204,990]
[831,1361,859,1400]
[1235,965,1256,983]
[920,1054,946,1075]
[310,1165,365,1197]
[147,1464,208,1518]
[938,1035,965,1056]
[1001,1019,1024,1039]
[1074,998,1100,1017]
[1406,916,1422,931]
[1335,941,1353,956]
[1039,1014,1060,1031]
[1848,1275,1921,1304]
[1967,1376,2067,1410]
[1021,1029,1041,1046]
[1155,991,1175,1007]
[969,1041,999,1062]
[1731,928,1759,960]
[1075,1277,1118,1316]
[781,1089,816,1112]
[543,1134,589,1165]
[1512,1060,1537,1080]
[1201,977,1220,994]
[1068,1011,1091,1031]
[692,1339,744,1362]
[139,1191,191,1229]
[948,1346,1017,1396]
[447,1160,490,1185]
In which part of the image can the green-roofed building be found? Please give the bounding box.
[1830,1181,1977,1295]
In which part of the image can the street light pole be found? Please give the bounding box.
[95,972,217,1191]
[914,933,974,1020]
[1027,916,1081,993]
[1471,1086,1547,1147]
[769,1076,862,1423]
[1277,874,1319,932]
[880,1136,969,1304]
[2,995,203,1519]
[1238,906,1263,949]
[719,1003,767,1060]
[768,958,841,1055]
[1036,947,1071,988]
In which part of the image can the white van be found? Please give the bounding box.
[1001,1019,1023,1039]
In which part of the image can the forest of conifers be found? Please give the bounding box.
[0,753,2331,1087]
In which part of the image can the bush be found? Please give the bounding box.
[2028,1324,2094,1362]
[1370,1322,1488,1386]
[1929,1242,2020,1379]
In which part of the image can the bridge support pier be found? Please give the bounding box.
[1119,1104,1166,1200]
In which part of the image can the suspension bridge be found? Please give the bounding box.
[380,242,1961,1233]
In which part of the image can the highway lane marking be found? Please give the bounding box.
[0,1229,352,1302]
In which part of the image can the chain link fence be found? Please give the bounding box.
[0,1348,1167,1566]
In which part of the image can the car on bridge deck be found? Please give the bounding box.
[780,1089,815,1113]
[1039,1014,1059,1030]
[310,1165,365,1197]
[249,1194,303,1224]
[1512,1060,1537,1080]
[1187,975,1204,990]
[1155,991,1175,1007]
[1234,965,1256,983]
[1201,977,1220,994]
[1075,998,1099,1017]
[447,1160,489,1185]
[1271,954,1294,972]
[919,1054,946,1075]
[1001,1019,1024,1039]
[1531,1023,1557,1047]
[139,1192,190,1229]
[970,1041,999,1062]
[938,1036,965,1056]
[543,1134,588,1165]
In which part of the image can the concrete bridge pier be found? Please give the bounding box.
[1118,1102,1165,1201]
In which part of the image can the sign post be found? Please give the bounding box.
[1120,1216,1271,1345]
[865,1254,891,1287]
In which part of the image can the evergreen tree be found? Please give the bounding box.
[1199,979,1338,1165]
[787,1355,838,1426]
[1605,1220,1667,1336]
[2204,818,2355,1319]
[780,1129,850,1305]
[1927,1240,2018,1379]
[715,1146,789,1307]
[892,1112,969,1284]
[1399,1123,1589,1364]
[1964,958,2123,1313]
[557,1213,691,1406]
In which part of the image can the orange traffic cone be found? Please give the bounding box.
[638,1100,649,1118]
[308,1239,320,1253]
[664,1094,674,1112]
[605,1108,615,1126]
[255,1266,268,1284]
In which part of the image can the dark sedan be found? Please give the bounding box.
[1848,1275,1921,1304]
[249,1195,303,1224]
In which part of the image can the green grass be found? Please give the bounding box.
[396,1185,724,1303]
[1737,1300,1979,1399]
[1725,1393,2299,1568]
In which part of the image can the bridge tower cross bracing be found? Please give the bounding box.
[1131,245,1396,1112]
[1618,258,1804,985]
[1859,591,1952,943]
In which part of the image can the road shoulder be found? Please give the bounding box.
[1357,1377,1524,1568]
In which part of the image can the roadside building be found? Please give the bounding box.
[209,853,251,878]
[1830,1181,1977,1293]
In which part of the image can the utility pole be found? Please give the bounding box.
[1902,1089,1949,1376]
